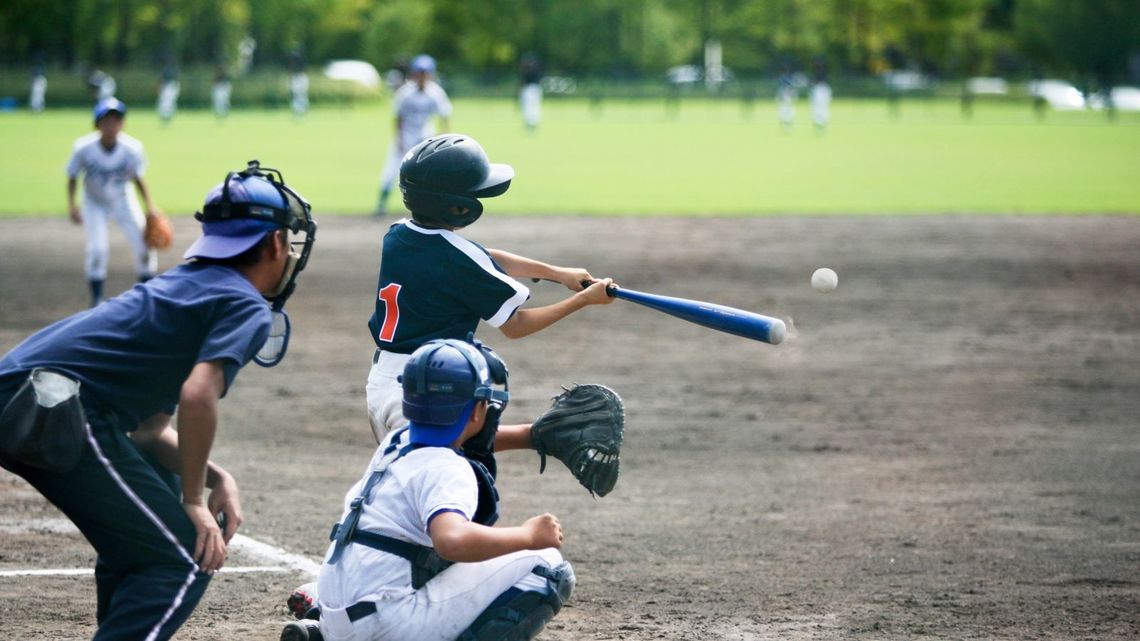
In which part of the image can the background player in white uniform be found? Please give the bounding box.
[282,339,573,641]
[66,98,161,306]
[29,62,47,113]
[157,63,181,123]
[212,65,232,119]
[374,54,452,215]
[519,52,543,131]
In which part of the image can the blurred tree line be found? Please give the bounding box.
[1,0,1137,84]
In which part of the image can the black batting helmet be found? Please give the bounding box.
[399,134,514,228]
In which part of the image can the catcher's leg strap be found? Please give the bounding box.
[457,561,575,641]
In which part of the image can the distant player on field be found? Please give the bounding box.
[157,62,181,124]
[374,54,451,216]
[67,98,163,307]
[519,52,543,132]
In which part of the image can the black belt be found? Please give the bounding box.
[373,347,414,363]
[347,600,377,622]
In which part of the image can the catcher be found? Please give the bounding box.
[281,339,623,641]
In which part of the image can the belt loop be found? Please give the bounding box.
[373,347,383,364]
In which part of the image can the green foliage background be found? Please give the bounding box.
[2,0,1138,85]
[2,97,1137,216]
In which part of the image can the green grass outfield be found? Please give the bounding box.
[1,98,1138,216]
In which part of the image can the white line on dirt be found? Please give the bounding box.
[0,517,321,579]
[0,566,297,578]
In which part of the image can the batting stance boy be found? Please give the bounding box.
[367,133,615,447]
[0,162,316,641]
[375,54,452,215]
[283,339,580,641]
[67,98,162,306]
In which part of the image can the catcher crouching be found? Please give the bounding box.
[281,338,624,641]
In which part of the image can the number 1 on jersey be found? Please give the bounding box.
[377,283,402,342]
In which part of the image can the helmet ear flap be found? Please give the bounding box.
[401,185,483,227]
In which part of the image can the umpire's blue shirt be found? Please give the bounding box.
[0,263,270,427]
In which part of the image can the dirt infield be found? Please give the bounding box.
[1,214,1138,640]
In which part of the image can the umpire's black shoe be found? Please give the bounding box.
[280,619,323,641]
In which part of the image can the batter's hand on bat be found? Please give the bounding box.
[556,268,593,291]
[184,500,227,574]
[523,513,564,549]
[581,278,616,306]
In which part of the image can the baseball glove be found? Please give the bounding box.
[144,212,174,250]
[530,384,625,498]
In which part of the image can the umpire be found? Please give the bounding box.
[0,161,316,641]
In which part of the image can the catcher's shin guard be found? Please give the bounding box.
[458,561,575,641]
[280,619,323,641]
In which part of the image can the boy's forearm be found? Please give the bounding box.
[487,248,555,280]
[499,295,589,339]
[134,177,156,211]
[434,521,534,563]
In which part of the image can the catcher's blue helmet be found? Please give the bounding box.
[401,339,509,446]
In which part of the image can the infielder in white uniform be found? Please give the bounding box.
[282,339,573,641]
[374,54,452,215]
[66,98,161,307]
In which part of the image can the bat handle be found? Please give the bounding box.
[580,279,617,297]
[534,277,617,297]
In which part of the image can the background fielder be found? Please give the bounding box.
[66,98,161,307]
[374,54,452,215]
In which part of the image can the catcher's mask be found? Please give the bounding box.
[191,160,317,367]
[399,134,514,228]
[400,338,509,447]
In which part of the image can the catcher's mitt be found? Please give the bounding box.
[531,383,625,498]
[144,212,174,250]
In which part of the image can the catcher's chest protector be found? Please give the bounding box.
[327,427,500,587]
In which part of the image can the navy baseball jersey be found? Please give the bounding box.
[368,220,529,353]
[0,263,270,426]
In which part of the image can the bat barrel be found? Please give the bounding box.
[609,286,786,345]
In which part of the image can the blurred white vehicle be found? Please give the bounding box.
[1088,86,1140,111]
[881,70,931,91]
[1027,79,1085,110]
[966,77,1009,95]
[324,60,382,89]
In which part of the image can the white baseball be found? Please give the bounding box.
[811,268,838,293]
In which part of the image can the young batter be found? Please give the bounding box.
[282,339,573,641]
[1,162,317,641]
[375,54,452,215]
[365,133,615,443]
[66,98,161,306]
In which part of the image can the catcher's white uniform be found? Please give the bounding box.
[66,132,156,281]
[317,429,561,641]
